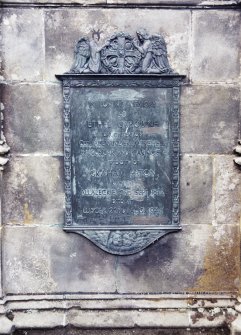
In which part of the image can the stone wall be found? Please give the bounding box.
[0,1,241,334]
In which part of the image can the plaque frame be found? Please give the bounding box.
[56,74,184,255]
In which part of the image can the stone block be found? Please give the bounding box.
[14,310,64,329]
[107,0,237,4]
[66,310,189,328]
[0,316,14,335]
[116,224,240,293]
[2,156,64,226]
[180,85,239,154]
[3,226,116,294]
[44,9,190,80]
[180,154,213,225]
[214,155,241,225]
[2,0,105,2]
[1,9,44,81]
[188,309,226,328]
[191,11,240,83]
[1,83,63,154]
[10,329,231,335]
[0,228,2,298]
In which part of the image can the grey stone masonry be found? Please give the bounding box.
[0,1,241,333]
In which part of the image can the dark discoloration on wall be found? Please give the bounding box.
[13,327,231,335]
[188,225,240,292]
[1,83,63,154]
[0,0,240,308]
[115,225,208,293]
[180,86,240,155]
[2,156,64,226]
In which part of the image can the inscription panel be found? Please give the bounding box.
[71,87,173,227]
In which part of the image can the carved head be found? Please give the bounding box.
[137,28,149,42]
[92,29,101,42]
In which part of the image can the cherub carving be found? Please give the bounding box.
[133,28,172,74]
[70,30,104,74]
[69,29,173,74]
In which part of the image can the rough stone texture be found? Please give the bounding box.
[2,156,64,226]
[66,310,189,328]
[191,11,240,83]
[3,224,239,294]
[0,228,2,298]
[0,2,241,332]
[45,9,190,81]
[214,156,241,225]
[13,328,231,335]
[1,83,62,154]
[2,0,106,2]
[0,316,14,335]
[107,0,237,3]
[180,85,239,154]
[1,0,239,5]
[1,9,44,81]
[180,155,213,225]
[3,226,116,294]
[116,224,240,293]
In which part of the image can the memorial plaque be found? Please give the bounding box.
[57,30,184,255]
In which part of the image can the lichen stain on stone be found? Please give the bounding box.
[188,226,240,292]
[23,203,33,224]
[187,297,218,307]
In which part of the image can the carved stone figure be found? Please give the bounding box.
[0,113,10,171]
[134,28,172,74]
[70,37,90,73]
[69,29,173,74]
[70,30,104,74]
[88,30,102,73]
[234,140,241,166]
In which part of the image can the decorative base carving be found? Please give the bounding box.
[65,228,181,255]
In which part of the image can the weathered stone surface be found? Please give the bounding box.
[214,155,241,225]
[3,227,116,294]
[0,316,14,335]
[13,310,64,329]
[180,155,213,225]
[116,224,239,293]
[2,0,239,5]
[2,156,64,226]
[191,11,240,82]
[2,0,105,2]
[0,227,2,298]
[66,310,189,328]
[1,9,44,81]
[12,328,231,335]
[45,9,190,80]
[189,309,228,328]
[188,224,240,292]
[1,83,63,154]
[107,0,237,4]
[180,85,239,154]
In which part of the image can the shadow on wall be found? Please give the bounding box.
[13,326,231,335]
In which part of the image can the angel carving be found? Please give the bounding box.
[70,30,103,74]
[134,29,172,74]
